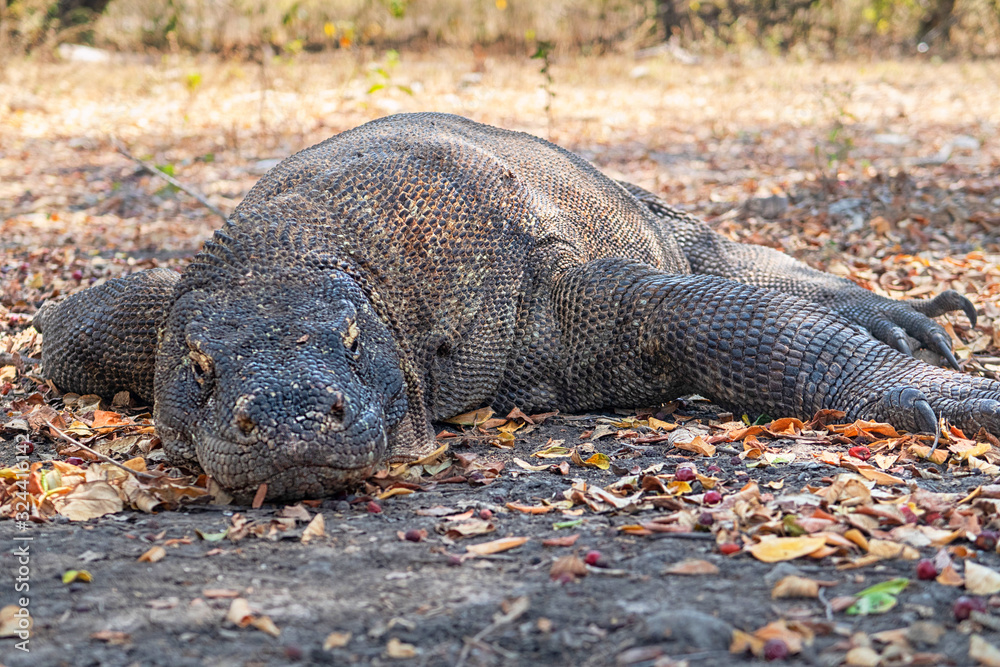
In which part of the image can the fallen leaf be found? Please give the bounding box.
[386,637,417,658]
[674,435,716,456]
[250,615,281,637]
[226,598,253,627]
[54,480,123,521]
[771,575,820,599]
[302,513,325,543]
[138,546,166,563]
[965,561,1000,595]
[62,569,93,584]
[970,635,1000,667]
[465,536,529,555]
[662,559,719,575]
[444,407,494,426]
[0,605,30,638]
[550,554,588,580]
[749,536,827,563]
[324,631,352,650]
[506,502,553,514]
[541,534,580,547]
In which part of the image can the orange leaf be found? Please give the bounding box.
[465,536,529,556]
[506,502,553,514]
[749,537,827,563]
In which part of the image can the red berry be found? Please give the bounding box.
[19,441,34,455]
[704,490,722,505]
[954,596,987,621]
[718,542,741,555]
[403,529,423,542]
[916,559,937,580]
[64,457,85,466]
[706,465,722,474]
[674,466,696,482]
[976,531,999,551]
[763,638,789,661]
[584,550,603,566]
[698,511,714,527]
[478,509,493,520]
[848,446,871,461]
[366,500,382,514]
[71,270,83,281]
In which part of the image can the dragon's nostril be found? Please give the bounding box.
[234,394,256,434]
[327,389,346,422]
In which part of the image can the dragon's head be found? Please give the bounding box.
[154,269,408,501]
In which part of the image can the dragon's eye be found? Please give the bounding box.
[342,320,361,357]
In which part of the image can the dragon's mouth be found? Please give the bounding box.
[190,426,390,501]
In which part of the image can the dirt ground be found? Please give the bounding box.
[3,51,1000,666]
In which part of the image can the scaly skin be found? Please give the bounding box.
[36,113,999,501]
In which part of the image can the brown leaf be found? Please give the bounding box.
[465,536,529,555]
[771,575,820,599]
[662,559,719,575]
[541,534,580,547]
[301,513,326,543]
[54,480,123,521]
[506,502,553,514]
[323,631,352,650]
[137,546,166,563]
[550,555,588,580]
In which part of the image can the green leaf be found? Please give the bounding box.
[195,528,229,542]
[553,519,583,530]
[367,83,386,94]
[846,578,910,615]
[856,577,909,597]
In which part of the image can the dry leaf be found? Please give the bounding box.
[662,559,719,575]
[444,407,494,426]
[465,536,529,555]
[324,631,352,650]
[302,513,326,543]
[0,605,30,638]
[226,598,254,627]
[386,637,417,658]
[506,502,553,514]
[675,435,716,456]
[749,536,827,563]
[970,635,1000,667]
[965,561,1000,595]
[771,575,820,599]
[550,555,588,580]
[250,615,281,637]
[138,546,166,563]
[542,534,580,547]
[55,481,123,521]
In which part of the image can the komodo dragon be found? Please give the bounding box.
[36,112,999,501]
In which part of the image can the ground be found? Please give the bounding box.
[2,51,1000,666]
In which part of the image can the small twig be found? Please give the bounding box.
[111,137,229,224]
[818,585,833,622]
[455,598,529,667]
[46,421,160,481]
[647,531,717,541]
[0,352,40,368]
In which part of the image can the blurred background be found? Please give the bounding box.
[2,0,998,59]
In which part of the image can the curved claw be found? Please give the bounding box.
[915,400,941,452]
[891,331,912,357]
[931,334,962,370]
[881,386,940,447]
[960,295,979,328]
